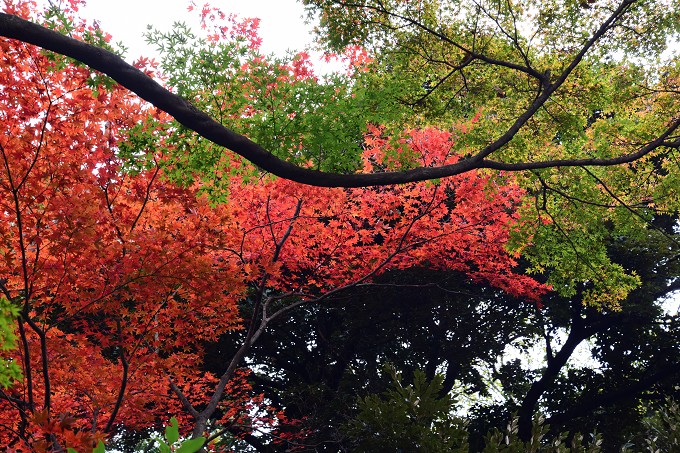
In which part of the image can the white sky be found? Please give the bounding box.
[80,0,314,60]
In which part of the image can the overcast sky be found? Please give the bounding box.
[80,0,314,60]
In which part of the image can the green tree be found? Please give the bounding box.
[345,366,469,452]
[637,397,680,452]
[494,214,680,446]
[203,269,538,450]
[217,222,680,450]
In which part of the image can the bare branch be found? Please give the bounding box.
[169,378,200,419]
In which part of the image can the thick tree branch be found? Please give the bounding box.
[15,318,33,414]
[0,2,663,188]
[517,320,588,442]
[481,121,680,171]
[516,298,622,441]
[104,320,129,433]
[23,317,50,414]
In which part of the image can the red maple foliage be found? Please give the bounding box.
[0,1,547,451]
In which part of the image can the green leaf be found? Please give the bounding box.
[158,441,171,453]
[93,440,106,453]
[0,297,21,388]
[176,437,206,453]
[165,417,180,444]
[67,449,78,453]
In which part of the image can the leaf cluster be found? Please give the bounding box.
[345,365,469,452]
[0,296,21,388]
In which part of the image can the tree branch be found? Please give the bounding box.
[0,2,662,188]
[104,319,129,433]
[168,378,200,419]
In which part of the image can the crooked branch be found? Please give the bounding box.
[0,2,665,188]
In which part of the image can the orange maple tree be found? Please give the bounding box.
[0,1,256,450]
[0,1,547,451]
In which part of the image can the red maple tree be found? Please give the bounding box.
[0,1,547,451]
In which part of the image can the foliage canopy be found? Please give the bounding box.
[0,0,678,451]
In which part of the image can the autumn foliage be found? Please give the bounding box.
[0,1,547,451]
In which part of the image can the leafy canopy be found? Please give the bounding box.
[0,0,678,449]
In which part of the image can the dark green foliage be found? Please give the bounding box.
[202,270,539,450]
[638,397,680,452]
[344,366,469,452]
[200,218,680,452]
